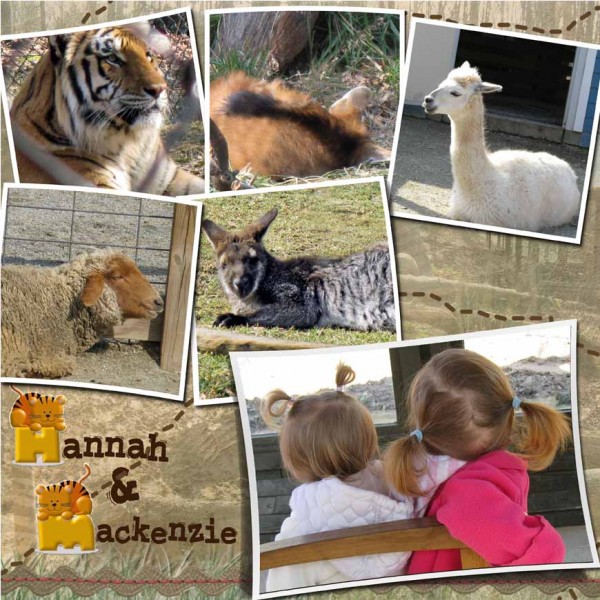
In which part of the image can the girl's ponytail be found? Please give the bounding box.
[515,400,571,471]
[261,389,292,430]
[335,362,356,390]
[384,433,429,497]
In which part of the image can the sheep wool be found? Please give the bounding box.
[3,250,131,378]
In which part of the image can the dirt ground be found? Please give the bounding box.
[391,116,589,239]
[64,340,180,395]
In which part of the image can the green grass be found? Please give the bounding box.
[196,182,396,399]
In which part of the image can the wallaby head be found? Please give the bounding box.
[202,209,278,300]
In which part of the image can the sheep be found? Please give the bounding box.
[2,249,164,378]
[422,61,581,232]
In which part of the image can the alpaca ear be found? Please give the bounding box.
[250,208,278,242]
[202,220,228,249]
[478,82,503,94]
[460,61,471,69]
[81,271,105,307]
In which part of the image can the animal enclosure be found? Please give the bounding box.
[2,185,198,395]
[0,11,204,183]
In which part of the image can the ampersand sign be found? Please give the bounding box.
[109,467,139,504]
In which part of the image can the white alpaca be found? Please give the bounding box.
[423,62,580,232]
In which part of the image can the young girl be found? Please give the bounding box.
[384,348,572,573]
[262,362,465,592]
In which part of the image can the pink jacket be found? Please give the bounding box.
[407,450,565,574]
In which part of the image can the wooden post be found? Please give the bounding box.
[160,204,197,372]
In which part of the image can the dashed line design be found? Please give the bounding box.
[412,6,600,35]
[401,291,599,357]
[81,0,113,23]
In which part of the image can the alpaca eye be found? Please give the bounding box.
[146,51,153,62]
[451,91,462,97]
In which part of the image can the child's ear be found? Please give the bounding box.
[81,271,105,307]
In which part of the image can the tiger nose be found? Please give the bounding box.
[144,83,166,98]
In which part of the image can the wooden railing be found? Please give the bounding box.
[261,517,489,571]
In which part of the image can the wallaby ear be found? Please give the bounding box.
[81,271,105,307]
[460,61,471,69]
[249,208,278,242]
[48,34,70,66]
[202,220,229,249]
[477,82,503,94]
[35,485,47,496]
[330,86,372,115]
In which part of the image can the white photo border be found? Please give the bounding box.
[205,5,406,195]
[230,319,599,599]
[193,175,402,406]
[0,183,202,403]
[387,17,600,245]
[0,6,207,196]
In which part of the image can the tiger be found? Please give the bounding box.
[36,464,92,521]
[9,384,66,432]
[9,24,204,196]
[210,71,391,178]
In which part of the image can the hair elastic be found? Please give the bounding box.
[336,385,346,393]
[512,396,522,410]
[287,395,299,410]
[410,428,423,443]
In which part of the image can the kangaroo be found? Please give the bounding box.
[210,71,391,178]
[202,208,397,331]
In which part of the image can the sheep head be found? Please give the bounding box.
[422,61,502,117]
[81,253,164,319]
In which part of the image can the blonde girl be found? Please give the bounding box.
[262,362,464,592]
[384,348,572,573]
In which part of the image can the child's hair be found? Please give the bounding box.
[384,348,572,496]
[261,362,378,483]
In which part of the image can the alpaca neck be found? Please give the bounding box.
[449,96,494,192]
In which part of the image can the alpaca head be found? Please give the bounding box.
[422,62,503,117]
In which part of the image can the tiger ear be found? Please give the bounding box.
[81,271,105,307]
[55,395,66,405]
[48,34,70,66]
[35,485,47,496]
[64,485,73,494]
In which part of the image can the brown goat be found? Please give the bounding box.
[2,250,163,378]
[210,71,390,178]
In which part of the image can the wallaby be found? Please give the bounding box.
[202,208,397,331]
[210,71,391,178]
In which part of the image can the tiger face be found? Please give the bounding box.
[50,26,168,130]
[35,484,73,519]
[31,395,66,429]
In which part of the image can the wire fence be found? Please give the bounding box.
[2,188,174,295]
[1,14,194,116]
